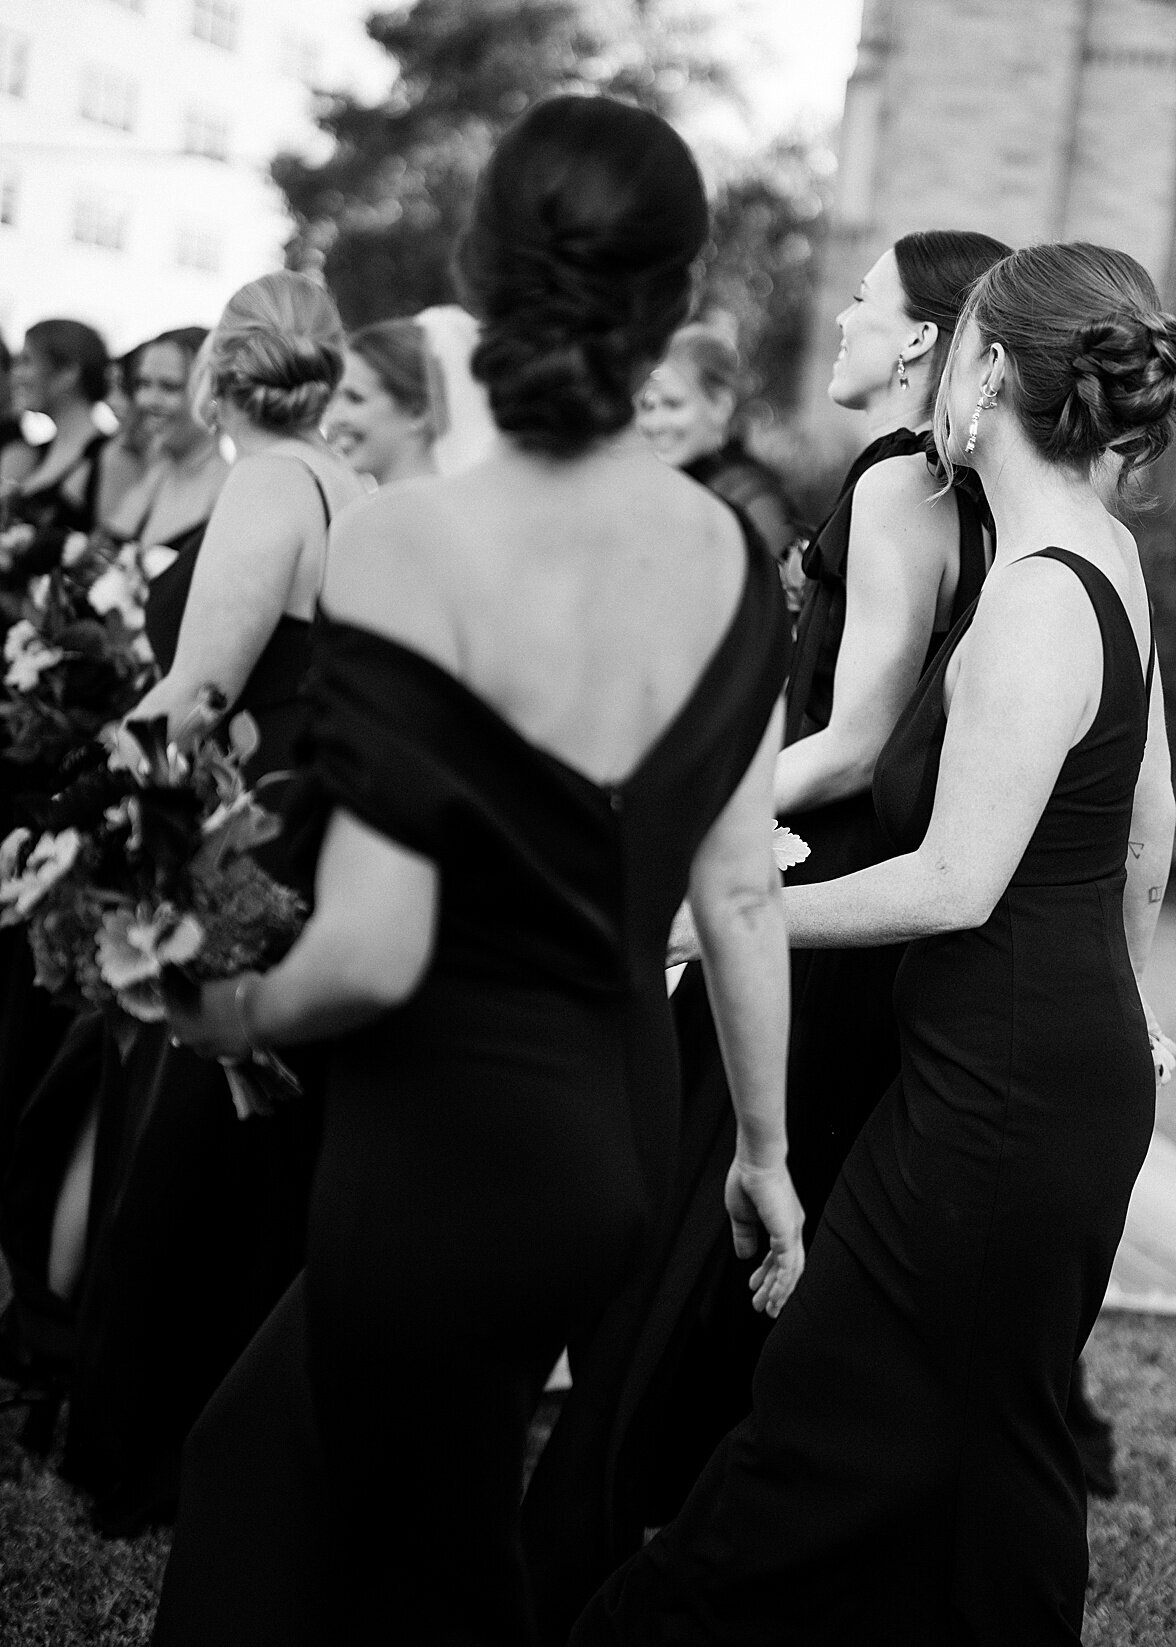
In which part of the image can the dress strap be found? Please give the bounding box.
[1025,547,1151,700]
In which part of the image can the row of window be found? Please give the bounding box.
[0,10,320,104]
[0,176,223,272]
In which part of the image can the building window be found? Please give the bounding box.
[176,224,221,272]
[192,0,239,50]
[73,193,128,251]
[0,175,18,228]
[79,65,138,132]
[182,105,230,161]
[0,29,30,98]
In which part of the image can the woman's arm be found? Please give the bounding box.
[167,808,439,1056]
[783,557,1099,949]
[1124,662,1175,987]
[133,455,318,728]
[689,700,805,1315]
[774,457,956,814]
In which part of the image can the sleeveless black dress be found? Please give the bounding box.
[61,488,326,1532]
[573,549,1156,1646]
[522,430,988,1639]
[151,527,790,1647]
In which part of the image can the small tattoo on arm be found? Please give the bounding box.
[1150,886,1164,904]
[1129,840,1145,860]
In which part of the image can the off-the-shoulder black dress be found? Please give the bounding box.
[573,549,1155,1646]
[151,528,790,1646]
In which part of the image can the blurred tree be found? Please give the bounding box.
[273,0,736,323]
[698,135,832,418]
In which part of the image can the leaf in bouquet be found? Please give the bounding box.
[195,794,283,873]
[227,713,261,765]
[0,826,32,882]
[57,617,115,658]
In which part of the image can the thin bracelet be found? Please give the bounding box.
[233,972,267,1059]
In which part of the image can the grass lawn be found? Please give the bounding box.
[0,1316,1171,1644]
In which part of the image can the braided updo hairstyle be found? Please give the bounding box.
[195,271,345,435]
[952,243,1176,484]
[456,95,710,458]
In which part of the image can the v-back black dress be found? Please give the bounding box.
[151,528,790,1647]
[522,430,987,1639]
[62,490,326,1531]
[573,548,1156,1646]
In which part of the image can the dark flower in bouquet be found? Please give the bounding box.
[0,534,163,764]
[0,691,307,1062]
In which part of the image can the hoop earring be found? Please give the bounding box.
[896,355,909,391]
[964,385,998,454]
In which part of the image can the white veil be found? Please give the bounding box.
[415,306,496,475]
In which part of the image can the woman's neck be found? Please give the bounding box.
[863,380,931,442]
[378,443,437,487]
[976,439,1106,564]
[45,399,97,449]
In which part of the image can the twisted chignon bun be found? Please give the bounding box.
[195,271,345,434]
[1063,311,1176,473]
[456,95,710,459]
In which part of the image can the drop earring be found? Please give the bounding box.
[964,384,998,454]
[896,355,909,391]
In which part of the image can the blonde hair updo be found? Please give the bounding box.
[194,271,345,434]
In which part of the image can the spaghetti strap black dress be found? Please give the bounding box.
[61,480,328,1533]
[522,430,988,1639]
[573,548,1156,1647]
[150,526,790,1647]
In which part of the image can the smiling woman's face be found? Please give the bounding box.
[828,247,913,410]
[636,358,731,468]
[134,343,198,451]
[326,350,425,484]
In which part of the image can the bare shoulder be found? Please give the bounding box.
[969,552,1101,665]
[848,450,958,560]
[851,450,944,513]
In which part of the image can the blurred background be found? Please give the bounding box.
[2,0,1176,668]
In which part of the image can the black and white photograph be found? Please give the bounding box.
[1,1,1175,1641]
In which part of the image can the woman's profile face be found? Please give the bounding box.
[637,358,731,468]
[829,247,913,410]
[327,350,425,484]
[11,342,55,416]
[134,343,198,452]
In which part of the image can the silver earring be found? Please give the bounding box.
[964,385,998,454]
[896,355,909,391]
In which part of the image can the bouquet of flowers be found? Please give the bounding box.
[0,534,163,765]
[0,689,307,1112]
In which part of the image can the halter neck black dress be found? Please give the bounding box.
[151,527,791,1647]
[574,549,1156,1646]
[62,481,327,1532]
[522,429,988,1639]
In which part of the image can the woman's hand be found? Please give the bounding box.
[1140,991,1176,1086]
[725,1153,805,1318]
[165,976,250,1062]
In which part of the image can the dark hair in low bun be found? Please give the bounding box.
[962,243,1176,481]
[194,272,345,434]
[456,95,709,458]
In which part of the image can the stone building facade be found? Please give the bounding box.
[806,0,1176,438]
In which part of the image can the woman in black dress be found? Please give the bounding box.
[58,273,365,1534]
[637,322,805,584]
[523,232,1008,1634]
[153,95,802,1646]
[574,242,1175,1647]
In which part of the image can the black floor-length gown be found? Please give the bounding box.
[61,490,327,1531]
[573,548,1156,1647]
[523,431,988,1636]
[151,528,790,1647]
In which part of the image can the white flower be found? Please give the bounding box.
[62,531,91,568]
[87,563,146,630]
[26,575,52,611]
[770,824,811,874]
[1151,1030,1176,1087]
[96,904,204,997]
[0,829,81,918]
[4,618,64,692]
[0,826,31,882]
[141,544,178,580]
